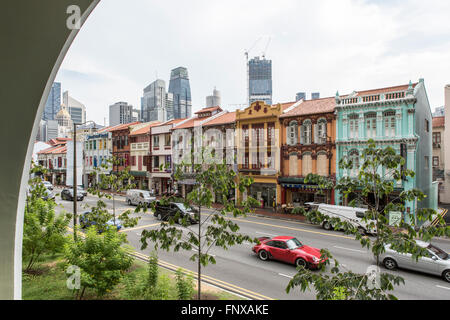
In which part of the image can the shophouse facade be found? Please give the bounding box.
[279,97,337,206]
[335,80,436,222]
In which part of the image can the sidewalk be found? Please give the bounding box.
[210,203,308,223]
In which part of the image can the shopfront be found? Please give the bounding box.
[279,177,334,206]
[249,183,277,208]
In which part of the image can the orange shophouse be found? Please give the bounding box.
[279,97,337,206]
[236,101,296,209]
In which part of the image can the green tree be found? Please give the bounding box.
[23,164,70,272]
[140,145,259,300]
[287,140,450,299]
[64,226,133,299]
[83,156,140,232]
[176,268,195,300]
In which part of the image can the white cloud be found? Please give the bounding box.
[55,0,450,124]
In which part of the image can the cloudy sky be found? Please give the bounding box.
[55,0,450,125]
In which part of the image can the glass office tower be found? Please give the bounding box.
[42,82,61,121]
[168,67,192,119]
[248,57,272,106]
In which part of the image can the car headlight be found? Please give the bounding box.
[312,256,320,262]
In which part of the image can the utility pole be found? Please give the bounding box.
[73,122,78,241]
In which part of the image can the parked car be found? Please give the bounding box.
[26,185,55,201]
[154,202,199,224]
[380,240,450,282]
[61,188,84,201]
[67,186,87,197]
[79,211,122,232]
[305,203,377,235]
[126,189,156,206]
[42,180,54,190]
[252,236,326,269]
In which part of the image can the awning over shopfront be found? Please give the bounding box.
[130,171,147,177]
[280,183,319,190]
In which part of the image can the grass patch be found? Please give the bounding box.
[22,255,244,300]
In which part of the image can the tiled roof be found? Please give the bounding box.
[433,116,445,128]
[109,121,141,132]
[203,111,236,126]
[173,117,208,130]
[342,83,418,98]
[280,97,335,118]
[38,145,67,155]
[48,137,71,146]
[130,122,161,136]
[194,106,222,114]
[275,101,297,111]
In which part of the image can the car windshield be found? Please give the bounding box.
[286,238,303,249]
[427,244,449,260]
[141,191,151,198]
[175,203,190,212]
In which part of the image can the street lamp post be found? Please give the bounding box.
[72,121,97,241]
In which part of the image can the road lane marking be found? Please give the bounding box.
[256,231,278,237]
[227,217,354,240]
[278,273,293,279]
[333,245,367,253]
[436,285,450,290]
[66,227,269,300]
[119,223,160,233]
[130,250,274,300]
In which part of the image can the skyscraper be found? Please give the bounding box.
[141,79,167,122]
[63,91,86,124]
[109,102,134,126]
[206,87,221,108]
[168,67,192,119]
[42,82,61,121]
[248,56,272,106]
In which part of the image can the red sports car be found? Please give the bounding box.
[252,236,325,269]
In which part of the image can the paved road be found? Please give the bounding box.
[54,188,450,300]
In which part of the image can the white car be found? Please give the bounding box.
[42,180,53,190]
[306,203,377,235]
[126,189,156,206]
[380,240,450,282]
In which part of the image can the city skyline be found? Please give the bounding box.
[54,0,450,125]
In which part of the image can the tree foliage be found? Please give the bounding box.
[23,164,70,272]
[64,226,133,299]
[84,156,140,231]
[287,141,450,299]
[140,145,259,299]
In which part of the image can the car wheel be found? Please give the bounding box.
[383,257,397,270]
[157,214,162,221]
[323,221,333,230]
[443,270,450,283]
[127,199,132,205]
[178,217,183,225]
[258,250,269,261]
[295,258,308,268]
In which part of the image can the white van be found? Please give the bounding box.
[126,189,156,206]
[305,203,377,235]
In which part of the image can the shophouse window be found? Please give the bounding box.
[288,121,298,145]
[301,120,312,144]
[349,150,359,177]
[317,119,327,144]
[365,113,376,138]
[349,114,359,139]
[384,111,396,137]
[433,156,439,167]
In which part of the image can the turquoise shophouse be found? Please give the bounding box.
[335,79,437,224]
